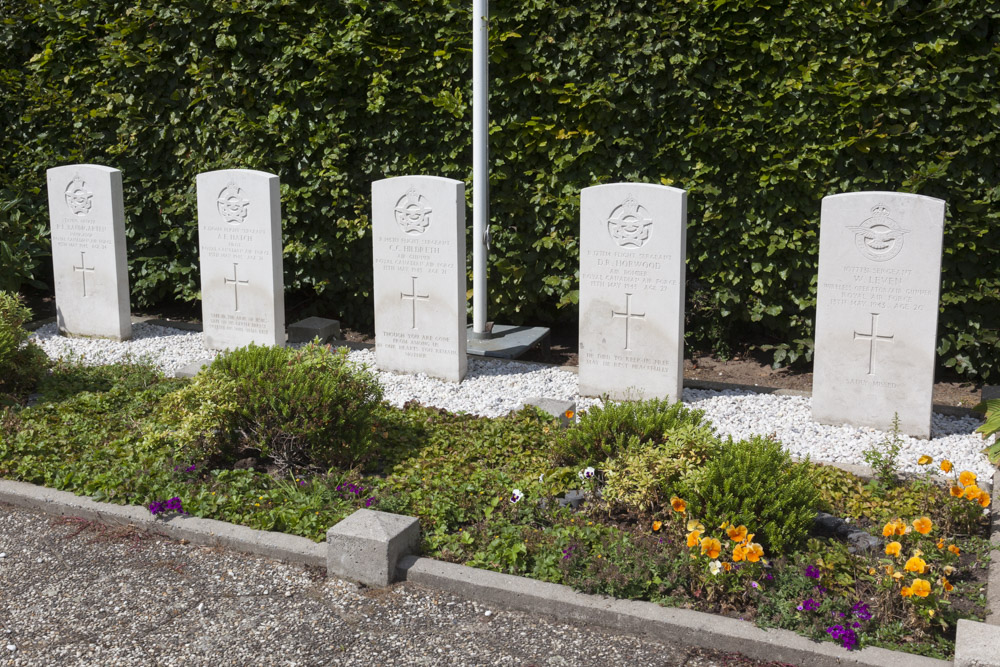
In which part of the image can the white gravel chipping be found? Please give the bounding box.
[29,322,995,482]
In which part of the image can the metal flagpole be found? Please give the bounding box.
[471,0,490,336]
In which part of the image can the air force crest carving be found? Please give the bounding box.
[607,195,652,249]
[849,204,908,262]
[217,184,250,225]
[64,176,94,216]
[394,188,432,235]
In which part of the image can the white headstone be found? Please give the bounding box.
[812,191,945,438]
[371,176,467,382]
[578,183,687,401]
[196,169,284,350]
[46,164,132,340]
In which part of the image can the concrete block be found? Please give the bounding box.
[522,397,576,427]
[288,316,341,343]
[982,386,1000,402]
[955,619,1000,666]
[173,358,213,378]
[326,509,419,587]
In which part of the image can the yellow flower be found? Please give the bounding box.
[671,497,687,514]
[686,519,704,532]
[885,541,902,557]
[904,556,926,574]
[978,490,991,508]
[652,521,662,532]
[882,521,896,537]
[686,530,703,548]
[732,543,747,562]
[726,524,748,542]
[940,459,953,473]
[892,571,904,580]
[900,585,913,598]
[918,454,933,465]
[868,568,876,575]
[943,565,956,576]
[963,484,982,500]
[941,577,954,592]
[910,578,931,598]
[745,542,765,563]
[700,537,722,559]
[950,485,963,497]
[959,470,977,487]
[912,517,933,535]
[948,544,961,556]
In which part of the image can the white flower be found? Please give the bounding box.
[538,473,544,483]
[578,466,595,480]
[510,489,524,503]
[709,560,722,576]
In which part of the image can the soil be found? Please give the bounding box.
[20,289,985,410]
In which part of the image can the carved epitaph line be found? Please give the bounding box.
[854,312,894,376]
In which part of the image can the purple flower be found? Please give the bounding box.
[805,565,821,579]
[851,601,873,621]
[750,581,759,589]
[185,464,197,473]
[298,480,307,486]
[826,624,858,650]
[364,497,375,508]
[763,572,774,581]
[798,598,821,612]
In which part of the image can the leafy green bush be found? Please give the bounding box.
[205,343,383,471]
[678,435,819,555]
[601,422,721,513]
[143,373,240,465]
[556,398,708,465]
[0,291,49,400]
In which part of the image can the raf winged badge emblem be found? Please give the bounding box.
[394,188,432,235]
[217,183,250,225]
[848,204,908,262]
[607,195,652,249]
[64,175,94,216]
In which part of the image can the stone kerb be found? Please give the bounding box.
[196,169,285,350]
[371,175,467,382]
[326,509,420,587]
[578,182,686,402]
[812,191,945,438]
[46,164,132,340]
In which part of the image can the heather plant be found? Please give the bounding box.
[555,398,708,465]
[677,435,819,554]
[205,342,383,471]
[0,291,49,401]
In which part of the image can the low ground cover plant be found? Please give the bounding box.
[0,350,992,660]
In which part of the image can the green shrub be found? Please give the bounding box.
[0,291,49,400]
[556,398,708,466]
[143,373,240,465]
[601,422,721,513]
[677,435,819,555]
[205,343,383,470]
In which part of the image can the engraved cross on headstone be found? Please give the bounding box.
[72,251,95,297]
[400,276,430,330]
[854,312,894,376]
[612,293,645,351]
[223,262,249,312]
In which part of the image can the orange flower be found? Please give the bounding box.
[726,524,748,542]
[940,459,953,473]
[686,530,702,548]
[745,542,765,563]
[936,539,945,550]
[948,544,961,556]
[912,517,933,535]
[723,562,732,572]
[900,585,913,598]
[885,541,902,557]
[700,537,722,559]
[652,520,662,532]
[910,578,931,597]
[670,496,686,514]
[959,470,977,487]
[564,410,575,420]
[882,521,897,537]
[918,454,933,465]
[978,490,991,508]
[732,543,747,562]
[904,556,926,574]
[950,485,964,497]
[963,484,982,500]
[941,577,954,592]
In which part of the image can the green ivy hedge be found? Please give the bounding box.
[1,0,998,378]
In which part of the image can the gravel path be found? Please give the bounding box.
[0,503,789,667]
[28,322,995,481]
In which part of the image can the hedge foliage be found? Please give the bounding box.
[1,0,998,377]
